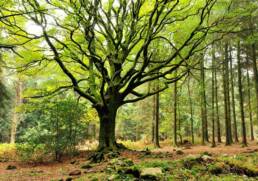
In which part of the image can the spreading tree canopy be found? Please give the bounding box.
[1,0,231,150]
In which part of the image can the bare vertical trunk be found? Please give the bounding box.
[187,77,194,144]
[237,41,247,146]
[153,80,160,148]
[251,43,258,130]
[55,105,61,161]
[223,43,232,145]
[10,113,18,144]
[10,80,22,144]
[152,94,155,143]
[200,57,209,144]
[229,47,239,142]
[173,80,178,146]
[246,66,254,141]
[178,94,183,144]
[215,62,222,143]
[248,18,258,137]
[211,45,216,147]
[149,82,155,142]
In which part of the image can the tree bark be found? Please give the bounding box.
[237,41,247,146]
[97,105,119,151]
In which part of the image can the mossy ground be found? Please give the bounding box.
[74,152,258,181]
[0,142,257,181]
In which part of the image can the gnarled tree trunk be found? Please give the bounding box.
[96,105,119,151]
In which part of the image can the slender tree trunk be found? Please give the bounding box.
[223,43,232,145]
[200,57,209,144]
[250,43,258,130]
[237,41,247,146]
[153,80,160,148]
[55,105,61,161]
[178,94,183,144]
[173,80,178,146]
[10,113,18,144]
[215,62,222,143]
[246,66,254,141]
[152,94,155,143]
[211,46,216,147]
[229,47,239,142]
[149,82,154,142]
[10,80,22,144]
[187,77,194,144]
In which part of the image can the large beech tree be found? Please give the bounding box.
[1,0,229,150]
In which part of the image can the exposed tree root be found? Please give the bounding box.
[89,142,129,163]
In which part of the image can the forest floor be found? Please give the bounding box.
[0,141,258,181]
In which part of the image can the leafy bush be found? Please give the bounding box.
[16,97,88,161]
[16,143,49,162]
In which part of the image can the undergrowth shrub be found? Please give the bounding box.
[16,97,88,161]
[16,143,49,162]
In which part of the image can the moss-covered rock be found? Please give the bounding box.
[81,161,93,169]
[140,167,163,180]
[68,170,81,176]
[182,156,202,169]
[117,166,140,178]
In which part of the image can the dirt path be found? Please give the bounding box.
[119,141,258,163]
[0,141,257,181]
[154,141,258,156]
